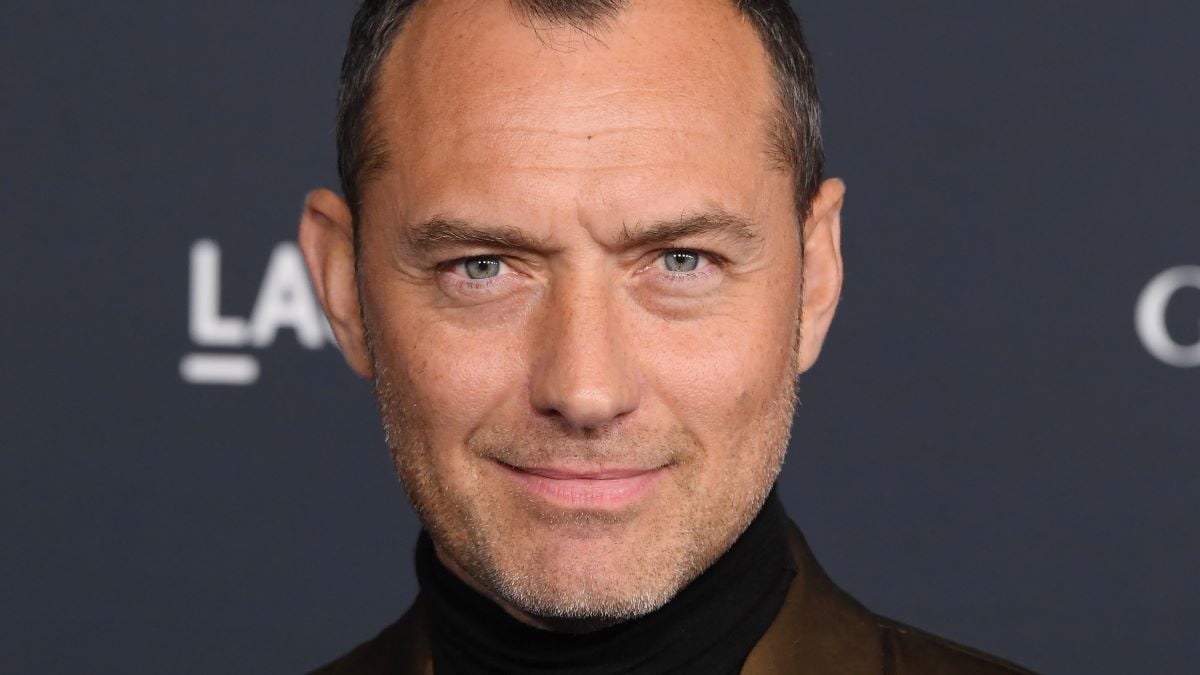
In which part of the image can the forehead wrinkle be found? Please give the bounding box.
[471,85,723,137]
[364,100,782,204]
[444,120,732,175]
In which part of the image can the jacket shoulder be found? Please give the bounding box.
[743,521,1040,675]
[307,597,432,675]
[877,617,1039,675]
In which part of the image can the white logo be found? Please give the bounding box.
[1135,265,1200,368]
[181,239,333,385]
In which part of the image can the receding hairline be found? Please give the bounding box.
[349,0,804,206]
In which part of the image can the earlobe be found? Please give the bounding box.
[796,178,846,374]
[298,188,374,378]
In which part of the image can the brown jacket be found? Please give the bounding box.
[312,524,1038,674]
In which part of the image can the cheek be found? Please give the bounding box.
[637,285,798,449]
[377,310,529,446]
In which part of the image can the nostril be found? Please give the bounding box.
[528,291,640,431]
[540,389,628,432]
[530,349,641,431]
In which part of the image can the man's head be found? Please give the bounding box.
[299,0,845,628]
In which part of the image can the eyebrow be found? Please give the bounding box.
[403,208,762,255]
[405,217,549,254]
[618,210,762,248]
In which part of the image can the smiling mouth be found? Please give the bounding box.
[496,461,669,509]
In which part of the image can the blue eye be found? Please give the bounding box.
[662,250,700,273]
[463,257,503,279]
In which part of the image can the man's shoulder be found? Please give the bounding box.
[746,520,1040,675]
[745,578,1039,675]
[873,615,1038,675]
[307,597,431,675]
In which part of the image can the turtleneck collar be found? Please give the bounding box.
[415,490,796,674]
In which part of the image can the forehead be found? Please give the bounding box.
[363,0,785,225]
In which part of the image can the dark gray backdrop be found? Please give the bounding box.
[4,2,1198,673]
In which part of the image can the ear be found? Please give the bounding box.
[298,188,373,378]
[796,178,845,374]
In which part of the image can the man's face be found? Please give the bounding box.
[301,0,844,625]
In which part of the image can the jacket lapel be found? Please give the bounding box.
[740,522,884,674]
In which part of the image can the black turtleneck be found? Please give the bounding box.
[415,490,796,674]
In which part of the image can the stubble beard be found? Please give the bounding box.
[364,328,800,629]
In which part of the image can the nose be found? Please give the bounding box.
[529,278,641,432]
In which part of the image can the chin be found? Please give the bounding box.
[478,518,701,623]
[494,555,684,624]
